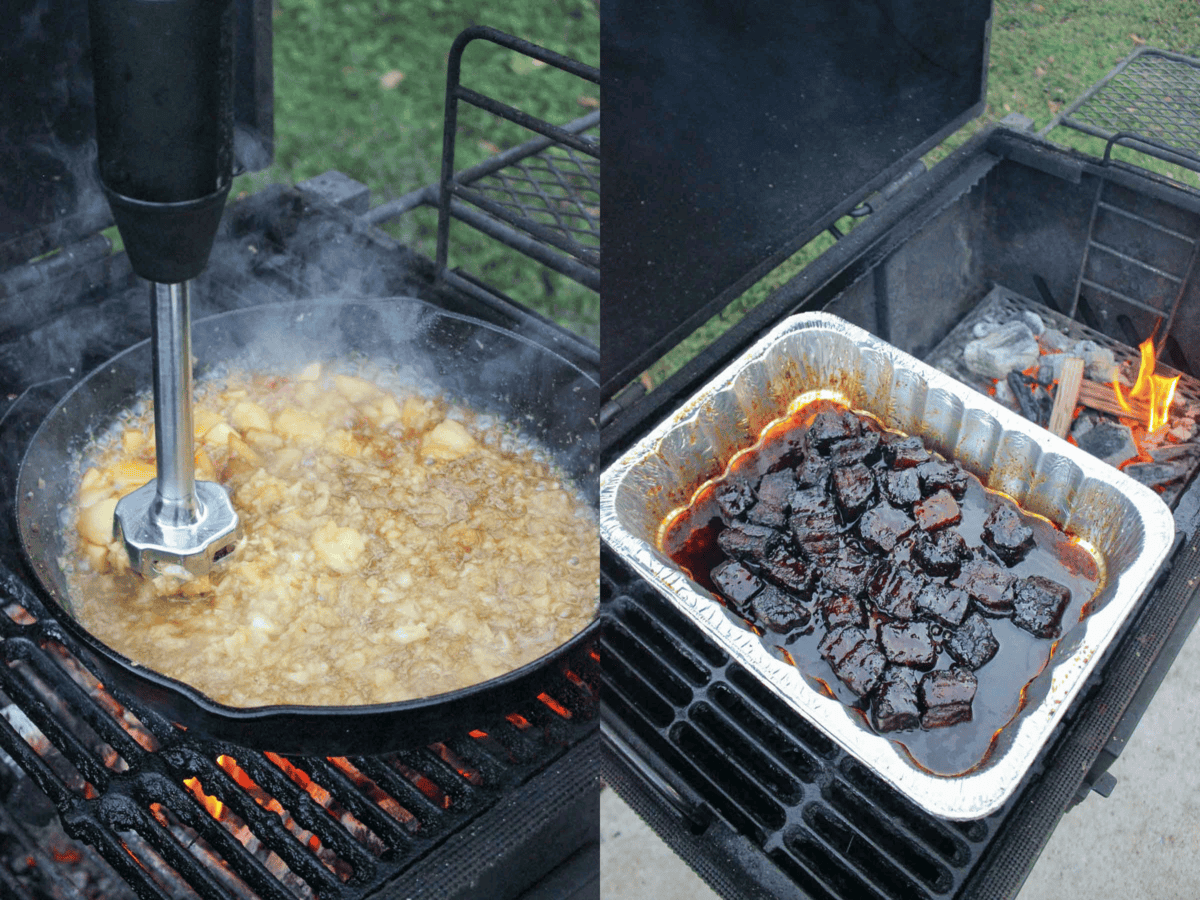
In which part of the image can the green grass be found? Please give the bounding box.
[234,0,599,341]
[638,0,1200,391]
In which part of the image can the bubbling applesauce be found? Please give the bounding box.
[65,363,598,707]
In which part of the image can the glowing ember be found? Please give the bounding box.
[183,776,224,820]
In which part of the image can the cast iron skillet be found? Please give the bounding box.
[16,297,598,755]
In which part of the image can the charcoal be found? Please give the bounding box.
[878,620,937,669]
[919,668,978,728]
[793,451,831,489]
[912,528,971,577]
[831,463,875,519]
[1012,575,1072,638]
[982,504,1035,566]
[717,523,781,564]
[761,543,813,593]
[808,408,862,452]
[913,489,961,532]
[833,640,888,697]
[819,625,871,667]
[858,504,916,553]
[710,560,763,609]
[747,500,787,529]
[756,470,797,510]
[821,544,877,596]
[946,612,999,669]
[715,480,755,522]
[869,563,926,620]
[882,436,931,469]
[822,593,866,630]
[751,585,810,633]
[871,669,921,732]
[880,468,922,507]
[916,459,970,498]
[828,432,881,468]
[951,559,1016,616]
[915,581,971,627]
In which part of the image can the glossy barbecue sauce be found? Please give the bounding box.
[662,400,1101,776]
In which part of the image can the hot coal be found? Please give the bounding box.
[982,504,1035,566]
[945,612,999,669]
[872,668,922,732]
[1012,575,1072,638]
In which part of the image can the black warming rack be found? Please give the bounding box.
[601,3,1200,899]
[1,3,599,898]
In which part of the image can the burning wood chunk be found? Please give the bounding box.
[715,480,755,522]
[717,522,781,564]
[760,544,813,593]
[710,559,763,610]
[913,489,961,532]
[879,620,937,669]
[982,504,1034,566]
[870,563,925,620]
[916,581,972,627]
[946,612,999,669]
[880,468,922,507]
[915,459,970,499]
[1012,575,1072,638]
[919,668,978,728]
[951,558,1016,616]
[872,668,922,732]
[831,463,875,519]
[912,528,971,577]
[882,435,931,469]
[858,503,916,552]
[750,585,810,634]
[828,432,881,468]
[821,593,866,630]
[808,408,862,451]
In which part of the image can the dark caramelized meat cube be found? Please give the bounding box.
[793,451,831,489]
[913,489,961,532]
[916,459,970,498]
[808,408,862,452]
[859,504,916,553]
[756,470,797,510]
[747,500,787,529]
[915,581,971,627]
[883,436,931,469]
[715,481,755,522]
[822,593,866,630]
[912,528,971,577]
[946,612,999,669]
[982,504,1035,566]
[710,560,763,610]
[879,621,937,669]
[833,641,888,697]
[919,668,978,728]
[828,432,881,468]
[819,625,871,667]
[716,523,781,565]
[1012,575,1072,638]
[832,463,875,519]
[951,559,1016,617]
[822,544,877,596]
[872,669,921,732]
[869,563,926,620]
[789,487,841,552]
[881,468,922,508]
[750,585,810,634]
[790,484,833,518]
[761,544,813,593]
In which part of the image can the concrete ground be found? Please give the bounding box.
[600,620,1200,899]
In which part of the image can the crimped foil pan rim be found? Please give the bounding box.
[600,312,1174,821]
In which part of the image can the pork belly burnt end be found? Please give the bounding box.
[872,668,921,733]
[945,612,999,669]
[951,558,1016,617]
[751,584,811,633]
[982,503,1035,566]
[1012,575,1072,638]
[919,668,978,728]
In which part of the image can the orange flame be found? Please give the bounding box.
[1128,338,1180,432]
[184,776,224,820]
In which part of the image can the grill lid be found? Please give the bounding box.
[0,0,273,271]
[601,0,991,399]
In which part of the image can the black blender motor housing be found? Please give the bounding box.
[88,0,235,283]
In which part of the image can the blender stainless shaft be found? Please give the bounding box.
[113,281,241,578]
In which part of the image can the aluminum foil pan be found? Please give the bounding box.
[600,312,1174,820]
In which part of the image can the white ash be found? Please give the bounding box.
[971,318,1004,338]
[1020,310,1045,336]
[1041,328,1073,353]
[992,377,1014,407]
[963,321,1041,379]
